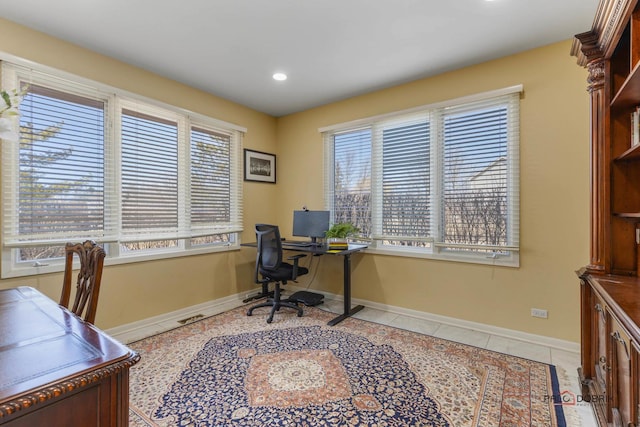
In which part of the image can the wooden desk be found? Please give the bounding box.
[243,241,368,326]
[0,287,139,426]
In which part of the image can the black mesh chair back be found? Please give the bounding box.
[247,224,308,323]
[256,224,282,272]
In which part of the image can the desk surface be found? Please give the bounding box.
[243,240,368,255]
[0,287,139,420]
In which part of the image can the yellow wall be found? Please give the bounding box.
[276,40,590,342]
[0,18,590,342]
[0,18,277,326]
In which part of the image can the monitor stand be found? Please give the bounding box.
[308,237,322,247]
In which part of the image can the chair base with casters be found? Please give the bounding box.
[246,279,304,323]
[242,278,274,303]
[247,224,310,323]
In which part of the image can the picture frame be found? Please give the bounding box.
[244,149,276,183]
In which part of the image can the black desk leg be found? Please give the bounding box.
[327,253,364,326]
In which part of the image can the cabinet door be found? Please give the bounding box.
[610,316,634,426]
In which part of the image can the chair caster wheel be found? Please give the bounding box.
[267,318,273,324]
[247,310,252,316]
[297,312,303,317]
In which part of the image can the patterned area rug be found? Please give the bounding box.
[128,305,568,426]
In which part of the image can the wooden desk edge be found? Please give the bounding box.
[0,350,140,419]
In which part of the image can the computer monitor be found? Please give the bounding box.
[293,210,330,245]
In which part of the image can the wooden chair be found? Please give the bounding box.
[59,240,106,324]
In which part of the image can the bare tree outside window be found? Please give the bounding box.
[443,163,507,248]
[327,97,515,257]
[333,130,371,236]
[442,107,508,250]
[381,121,430,247]
[17,84,102,262]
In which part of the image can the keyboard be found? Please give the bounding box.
[283,241,315,247]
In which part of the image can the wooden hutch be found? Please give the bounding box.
[573,0,640,425]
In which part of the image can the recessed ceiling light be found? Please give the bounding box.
[273,72,287,81]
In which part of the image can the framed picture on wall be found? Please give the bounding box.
[244,149,276,183]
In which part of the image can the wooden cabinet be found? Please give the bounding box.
[573,0,640,425]
[0,287,139,426]
[578,274,640,426]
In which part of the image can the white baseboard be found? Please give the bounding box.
[291,285,580,354]
[106,285,579,354]
[353,295,579,353]
[105,292,248,344]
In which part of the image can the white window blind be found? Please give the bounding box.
[1,60,245,277]
[120,106,180,242]
[3,79,111,246]
[325,128,372,236]
[375,114,431,245]
[438,95,519,251]
[190,124,243,235]
[323,87,520,264]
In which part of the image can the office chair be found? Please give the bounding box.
[247,224,308,323]
[59,240,106,324]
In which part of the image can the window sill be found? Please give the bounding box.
[362,246,520,268]
[1,244,241,279]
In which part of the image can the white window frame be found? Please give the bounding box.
[321,86,521,267]
[1,58,245,278]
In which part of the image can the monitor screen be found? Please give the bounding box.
[293,210,330,243]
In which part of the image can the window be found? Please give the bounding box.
[189,125,237,245]
[323,87,520,266]
[1,62,244,277]
[120,106,180,249]
[331,129,372,236]
[379,116,431,247]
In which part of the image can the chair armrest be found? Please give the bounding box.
[287,254,307,280]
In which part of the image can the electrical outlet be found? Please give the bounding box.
[531,308,548,319]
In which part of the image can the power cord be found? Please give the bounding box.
[290,252,321,289]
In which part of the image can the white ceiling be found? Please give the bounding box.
[0,0,599,117]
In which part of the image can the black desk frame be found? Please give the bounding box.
[243,242,367,326]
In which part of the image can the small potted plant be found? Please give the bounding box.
[325,223,359,249]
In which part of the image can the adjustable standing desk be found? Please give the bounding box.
[243,241,368,326]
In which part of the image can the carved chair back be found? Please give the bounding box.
[59,240,106,324]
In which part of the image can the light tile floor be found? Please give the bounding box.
[318,298,598,427]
